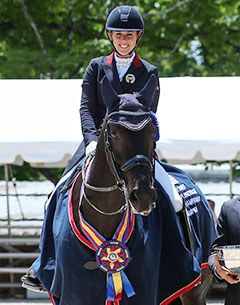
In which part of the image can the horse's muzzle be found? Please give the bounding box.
[129,186,157,216]
[131,201,156,216]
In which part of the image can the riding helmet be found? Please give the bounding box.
[106,6,144,32]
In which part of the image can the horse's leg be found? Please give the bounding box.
[180,268,213,305]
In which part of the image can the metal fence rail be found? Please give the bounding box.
[0,236,40,291]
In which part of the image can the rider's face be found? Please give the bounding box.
[108,31,141,57]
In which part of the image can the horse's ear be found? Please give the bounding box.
[101,76,120,111]
[135,74,158,107]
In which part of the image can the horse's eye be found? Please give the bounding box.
[109,127,119,140]
[151,126,157,139]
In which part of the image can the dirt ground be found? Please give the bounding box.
[0,297,225,305]
[0,286,226,305]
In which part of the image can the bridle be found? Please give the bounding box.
[81,112,156,216]
[104,124,154,187]
[81,154,129,216]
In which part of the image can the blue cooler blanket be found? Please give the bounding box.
[32,161,216,305]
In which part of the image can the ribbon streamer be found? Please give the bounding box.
[79,173,135,304]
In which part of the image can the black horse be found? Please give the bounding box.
[28,76,216,305]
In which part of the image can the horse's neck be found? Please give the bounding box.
[81,141,125,239]
[87,145,116,187]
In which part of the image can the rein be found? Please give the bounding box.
[82,191,128,216]
[81,155,129,216]
[82,155,121,192]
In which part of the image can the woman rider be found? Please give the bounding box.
[21,5,182,292]
[64,5,160,173]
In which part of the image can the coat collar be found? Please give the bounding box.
[103,52,145,94]
[106,52,142,68]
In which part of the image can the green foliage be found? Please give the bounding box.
[0,163,42,181]
[204,161,240,180]
[233,163,240,179]
[0,163,63,181]
[1,0,239,79]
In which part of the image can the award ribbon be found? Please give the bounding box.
[79,208,135,305]
[78,158,135,304]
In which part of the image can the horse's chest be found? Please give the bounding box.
[52,204,163,304]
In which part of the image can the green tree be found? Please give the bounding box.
[0,0,239,78]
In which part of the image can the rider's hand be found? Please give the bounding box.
[85,141,97,156]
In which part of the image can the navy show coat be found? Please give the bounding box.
[63,52,160,174]
[80,52,160,146]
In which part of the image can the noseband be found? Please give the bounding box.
[121,155,153,172]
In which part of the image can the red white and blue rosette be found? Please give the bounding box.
[96,240,130,272]
[96,240,135,302]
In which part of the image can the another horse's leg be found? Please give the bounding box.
[180,268,213,305]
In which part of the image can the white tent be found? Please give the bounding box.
[1,77,239,223]
[1,77,239,229]
[0,79,81,168]
[156,76,240,164]
[1,77,239,167]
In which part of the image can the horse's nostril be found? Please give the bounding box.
[129,187,156,212]
[129,188,138,202]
